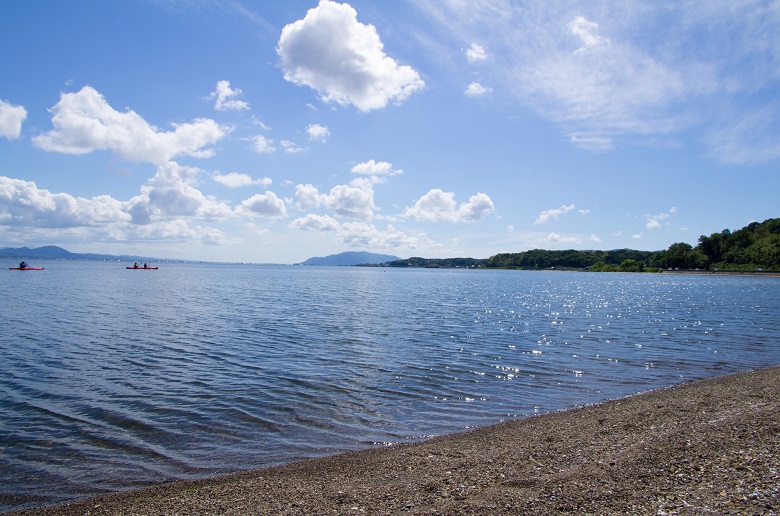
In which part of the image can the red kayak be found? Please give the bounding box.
[126,266,158,270]
[9,267,44,270]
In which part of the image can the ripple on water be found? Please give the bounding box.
[1,264,779,511]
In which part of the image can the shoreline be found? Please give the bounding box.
[659,269,780,278]
[12,365,779,515]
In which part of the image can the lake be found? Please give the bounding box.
[1,261,779,511]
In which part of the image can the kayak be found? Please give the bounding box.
[126,266,158,270]
[9,267,44,270]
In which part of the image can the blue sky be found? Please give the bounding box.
[1,1,778,263]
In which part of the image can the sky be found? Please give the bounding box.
[1,1,779,264]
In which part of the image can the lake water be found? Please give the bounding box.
[1,261,779,511]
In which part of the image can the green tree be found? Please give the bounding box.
[618,259,644,272]
[590,261,618,272]
[652,243,708,269]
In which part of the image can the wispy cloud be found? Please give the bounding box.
[547,232,581,244]
[209,80,249,111]
[213,172,272,189]
[535,203,575,224]
[414,1,780,162]
[646,207,677,229]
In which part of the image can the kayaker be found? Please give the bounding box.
[133,262,139,269]
[143,263,148,269]
[19,260,27,269]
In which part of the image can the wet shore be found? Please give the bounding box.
[13,366,779,515]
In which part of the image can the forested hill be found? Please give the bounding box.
[377,250,653,270]
[485,249,655,269]
[653,217,780,271]
[377,218,780,271]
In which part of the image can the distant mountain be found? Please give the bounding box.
[0,245,161,262]
[299,251,401,266]
[0,245,76,259]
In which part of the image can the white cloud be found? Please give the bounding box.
[547,232,581,244]
[238,191,287,218]
[306,123,330,142]
[402,189,495,223]
[294,183,322,210]
[465,43,487,63]
[33,87,230,164]
[534,203,575,224]
[337,222,435,249]
[0,175,129,228]
[132,220,226,244]
[0,169,229,246]
[590,234,603,242]
[213,172,272,188]
[290,213,436,250]
[632,233,643,239]
[0,169,233,246]
[457,192,495,222]
[290,213,339,231]
[465,82,492,97]
[350,159,401,176]
[127,162,233,224]
[210,80,250,111]
[251,135,276,153]
[322,181,377,219]
[277,0,425,112]
[402,189,456,222]
[0,99,27,139]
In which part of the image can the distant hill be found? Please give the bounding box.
[299,251,401,266]
[0,245,161,262]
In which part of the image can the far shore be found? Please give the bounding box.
[659,269,780,277]
[13,365,779,515]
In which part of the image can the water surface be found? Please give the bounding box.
[1,262,778,510]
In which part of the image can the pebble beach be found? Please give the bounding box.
[13,366,779,515]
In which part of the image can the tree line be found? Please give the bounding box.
[372,218,779,272]
[652,218,779,271]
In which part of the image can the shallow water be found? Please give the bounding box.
[1,262,779,510]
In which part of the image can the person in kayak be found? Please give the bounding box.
[19,260,27,269]
[133,262,139,268]
[143,263,148,269]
